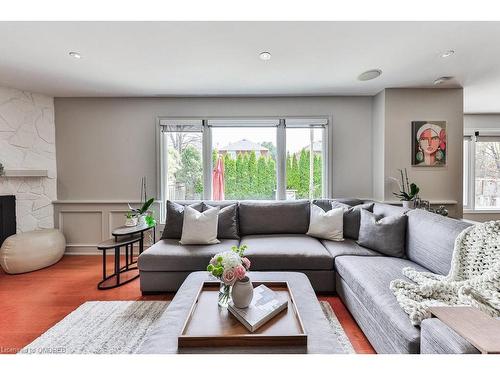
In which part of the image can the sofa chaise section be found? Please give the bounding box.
[335,255,428,353]
[335,207,473,353]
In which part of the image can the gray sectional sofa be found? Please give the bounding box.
[138,199,477,354]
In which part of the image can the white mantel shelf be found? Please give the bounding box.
[1,169,49,177]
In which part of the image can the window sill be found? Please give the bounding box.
[463,209,500,214]
[381,200,458,205]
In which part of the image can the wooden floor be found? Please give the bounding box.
[0,255,375,354]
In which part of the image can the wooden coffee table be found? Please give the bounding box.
[137,271,349,354]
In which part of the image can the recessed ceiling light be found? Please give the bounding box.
[69,51,81,59]
[433,76,453,85]
[358,69,382,81]
[259,52,271,61]
[441,50,455,58]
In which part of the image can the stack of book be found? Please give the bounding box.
[228,284,288,332]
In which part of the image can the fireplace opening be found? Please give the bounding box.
[0,195,16,246]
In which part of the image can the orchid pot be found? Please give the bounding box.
[402,201,414,209]
[124,213,138,227]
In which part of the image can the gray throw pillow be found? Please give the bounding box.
[357,209,407,257]
[203,203,239,239]
[162,201,204,239]
[331,202,374,240]
[312,198,364,212]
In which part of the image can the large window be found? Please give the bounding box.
[463,132,500,210]
[212,125,277,200]
[159,117,329,218]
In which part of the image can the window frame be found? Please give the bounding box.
[463,128,500,213]
[157,116,331,222]
[284,119,329,199]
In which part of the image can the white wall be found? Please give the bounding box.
[54,96,374,200]
[373,88,464,217]
[53,96,374,253]
[0,86,57,232]
[372,90,385,201]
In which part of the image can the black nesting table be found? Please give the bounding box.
[97,223,156,290]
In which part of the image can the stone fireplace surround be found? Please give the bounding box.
[0,86,56,233]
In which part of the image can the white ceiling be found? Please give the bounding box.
[0,21,499,113]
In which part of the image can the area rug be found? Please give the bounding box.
[20,301,169,354]
[320,301,355,353]
[20,300,354,354]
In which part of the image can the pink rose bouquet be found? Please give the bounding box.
[207,245,250,307]
[207,244,249,286]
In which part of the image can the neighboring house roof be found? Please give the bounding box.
[300,141,322,153]
[219,139,269,152]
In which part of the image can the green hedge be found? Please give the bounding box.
[212,149,321,199]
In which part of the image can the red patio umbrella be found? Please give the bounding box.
[212,156,225,200]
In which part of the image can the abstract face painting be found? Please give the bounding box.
[411,121,446,167]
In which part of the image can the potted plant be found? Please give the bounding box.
[0,162,4,176]
[124,212,138,227]
[127,197,155,226]
[392,168,420,209]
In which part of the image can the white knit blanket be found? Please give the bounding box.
[390,220,500,326]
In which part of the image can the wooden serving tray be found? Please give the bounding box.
[178,281,307,348]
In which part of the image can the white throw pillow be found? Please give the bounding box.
[180,206,221,245]
[306,204,344,241]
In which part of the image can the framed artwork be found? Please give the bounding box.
[411,121,446,167]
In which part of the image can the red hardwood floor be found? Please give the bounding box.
[0,255,375,354]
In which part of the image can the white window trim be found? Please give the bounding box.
[463,128,500,213]
[463,135,473,210]
[276,119,286,200]
[157,116,331,222]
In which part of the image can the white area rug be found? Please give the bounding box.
[320,301,355,353]
[20,301,169,354]
[21,300,354,354]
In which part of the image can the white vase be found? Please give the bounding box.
[231,277,254,308]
